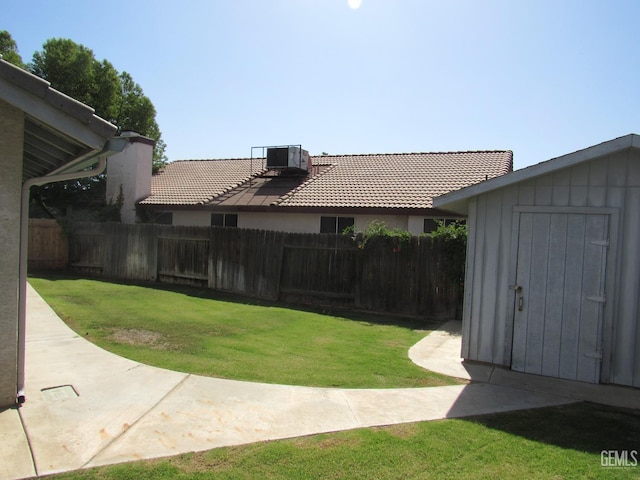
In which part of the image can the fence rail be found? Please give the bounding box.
[31,222,463,320]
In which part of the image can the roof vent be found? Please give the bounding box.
[266,146,311,172]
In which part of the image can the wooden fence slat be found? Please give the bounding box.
[61,223,462,320]
[28,219,69,270]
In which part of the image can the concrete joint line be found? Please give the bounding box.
[17,407,39,477]
[81,373,191,468]
[486,366,496,384]
[338,391,361,426]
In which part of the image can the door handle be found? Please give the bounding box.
[510,285,524,311]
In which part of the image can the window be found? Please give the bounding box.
[320,216,354,234]
[211,213,238,227]
[423,218,465,233]
[155,212,173,225]
[225,214,238,227]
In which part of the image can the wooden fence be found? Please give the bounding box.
[28,219,68,270]
[35,222,463,319]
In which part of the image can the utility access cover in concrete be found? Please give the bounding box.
[41,385,79,402]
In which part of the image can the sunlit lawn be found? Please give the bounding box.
[29,275,459,389]
[47,402,640,479]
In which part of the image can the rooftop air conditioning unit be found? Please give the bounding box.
[266,146,310,172]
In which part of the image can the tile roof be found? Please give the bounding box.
[140,159,265,205]
[140,151,513,209]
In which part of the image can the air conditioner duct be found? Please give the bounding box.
[266,146,310,172]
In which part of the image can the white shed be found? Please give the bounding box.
[433,134,640,388]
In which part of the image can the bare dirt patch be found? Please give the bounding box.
[109,328,170,350]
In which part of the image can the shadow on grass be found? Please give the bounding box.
[463,402,640,454]
[29,271,448,331]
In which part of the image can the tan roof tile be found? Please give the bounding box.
[140,159,264,205]
[140,151,513,209]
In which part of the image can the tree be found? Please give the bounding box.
[116,72,167,171]
[29,38,167,169]
[0,30,24,67]
[30,39,120,120]
[25,37,168,220]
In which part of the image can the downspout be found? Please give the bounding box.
[16,137,128,404]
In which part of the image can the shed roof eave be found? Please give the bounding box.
[433,133,640,210]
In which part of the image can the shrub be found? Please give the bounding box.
[426,220,467,284]
[344,220,412,250]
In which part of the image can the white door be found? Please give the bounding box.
[511,212,609,383]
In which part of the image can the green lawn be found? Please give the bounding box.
[46,402,640,479]
[29,275,459,389]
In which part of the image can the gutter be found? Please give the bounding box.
[16,136,128,404]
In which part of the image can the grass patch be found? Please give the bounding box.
[46,402,640,479]
[29,275,459,389]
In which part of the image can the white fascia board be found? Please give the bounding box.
[0,77,116,150]
[434,134,640,209]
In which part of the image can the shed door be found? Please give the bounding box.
[511,212,609,383]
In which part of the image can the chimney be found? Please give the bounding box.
[106,131,155,223]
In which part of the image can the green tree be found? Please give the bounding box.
[117,72,167,171]
[29,37,167,168]
[0,30,24,67]
[25,37,168,220]
[30,39,120,120]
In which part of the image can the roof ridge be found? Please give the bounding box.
[172,158,258,163]
[311,150,513,158]
[168,151,513,163]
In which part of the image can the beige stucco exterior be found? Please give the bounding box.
[0,100,25,406]
[106,135,153,224]
[168,210,444,235]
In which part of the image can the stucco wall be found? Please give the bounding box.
[172,210,212,227]
[106,138,152,224]
[170,210,415,233]
[463,149,640,387]
[0,99,24,406]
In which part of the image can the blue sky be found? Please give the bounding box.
[4,0,639,169]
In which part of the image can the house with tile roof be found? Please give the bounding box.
[137,149,513,235]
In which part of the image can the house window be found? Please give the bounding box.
[320,216,354,234]
[211,213,238,227]
[423,218,465,233]
[155,212,173,225]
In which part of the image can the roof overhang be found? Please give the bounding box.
[433,134,640,214]
[0,58,118,180]
[139,203,466,217]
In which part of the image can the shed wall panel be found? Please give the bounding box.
[541,213,569,378]
[460,198,477,359]
[611,185,640,386]
[464,148,640,387]
[477,192,503,362]
[495,186,519,364]
[467,195,486,361]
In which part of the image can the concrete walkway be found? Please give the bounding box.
[1,285,637,480]
[409,320,640,410]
